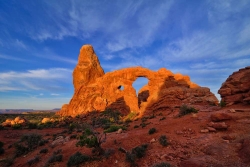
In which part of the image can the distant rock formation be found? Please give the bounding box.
[57,45,218,117]
[218,66,250,105]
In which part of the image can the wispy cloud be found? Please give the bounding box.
[0,54,27,62]
[0,68,72,92]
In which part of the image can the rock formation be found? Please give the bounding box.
[218,66,250,105]
[57,45,218,117]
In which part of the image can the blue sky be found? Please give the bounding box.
[0,0,250,109]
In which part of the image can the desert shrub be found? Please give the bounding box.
[125,144,148,166]
[12,124,22,129]
[151,162,171,167]
[219,100,226,107]
[149,114,155,119]
[102,109,122,122]
[134,125,139,128]
[39,139,48,146]
[15,133,42,157]
[132,144,148,158]
[125,152,136,166]
[76,129,106,156]
[178,105,198,117]
[159,117,166,121]
[159,135,168,147]
[40,148,48,154]
[27,123,38,129]
[104,125,126,133]
[0,148,4,155]
[0,125,4,130]
[104,148,115,158]
[67,152,90,167]
[27,156,40,166]
[0,157,14,167]
[0,141,3,148]
[47,154,63,164]
[125,112,138,121]
[148,128,156,135]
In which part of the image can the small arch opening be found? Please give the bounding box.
[132,77,149,108]
[118,85,124,91]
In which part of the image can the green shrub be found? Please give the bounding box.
[67,152,90,167]
[219,100,226,107]
[14,143,29,157]
[12,124,22,129]
[40,148,48,154]
[179,105,198,117]
[125,112,138,121]
[47,154,63,164]
[132,144,148,158]
[134,125,139,128]
[152,162,171,167]
[0,141,4,148]
[148,128,156,135]
[70,134,77,139]
[159,135,168,147]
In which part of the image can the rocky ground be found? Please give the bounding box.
[0,104,250,167]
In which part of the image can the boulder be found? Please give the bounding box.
[57,45,218,117]
[218,66,250,105]
[210,113,232,122]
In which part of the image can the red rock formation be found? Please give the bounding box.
[218,66,250,105]
[57,45,218,117]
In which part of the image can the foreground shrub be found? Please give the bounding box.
[152,162,171,167]
[46,154,63,164]
[126,152,136,166]
[0,148,4,155]
[67,152,90,167]
[148,128,156,135]
[0,141,3,148]
[132,144,148,158]
[40,148,48,154]
[159,135,168,147]
[178,104,198,117]
[15,133,42,157]
[76,129,106,155]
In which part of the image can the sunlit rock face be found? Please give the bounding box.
[57,45,218,117]
[218,66,250,105]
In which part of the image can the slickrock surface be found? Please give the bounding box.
[57,45,218,117]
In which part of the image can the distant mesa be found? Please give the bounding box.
[57,44,218,117]
[218,66,250,105]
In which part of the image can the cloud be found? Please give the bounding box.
[0,68,72,92]
[0,54,27,62]
[51,93,60,96]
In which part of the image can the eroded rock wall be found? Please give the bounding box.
[57,45,218,117]
[218,66,250,105]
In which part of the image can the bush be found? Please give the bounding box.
[0,141,4,148]
[148,128,156,135]
[134,125,139,128]
[67,152,90,167]
[159,135,168,147]
[0,148,4,155]
[27,123,38,129]
[47,154,63,164]
[159,117,166,121]
[179,105,198,117]
[125,152,136,166]
[40,148,48,154]
[12,124,22,129]
[219,100,226,107]
[0,125,4,130]
[15,133,42,157]
[132,144,148,158]
[152,162,171,167]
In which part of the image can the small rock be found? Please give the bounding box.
[222,134,236,140]
[150,138,156,143]
[229,109,235,113]
[211,113,232,122]
[207,121,215,127]
[212,122,228,130]
[117,128,122,134]
[207,127,216,132]
[200,129,209,133]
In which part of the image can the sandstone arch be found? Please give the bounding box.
[57,45,218,117]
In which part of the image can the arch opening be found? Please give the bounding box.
[132,77,149,108]
[118,85,124,91]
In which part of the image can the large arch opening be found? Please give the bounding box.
[132,77,149,108]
